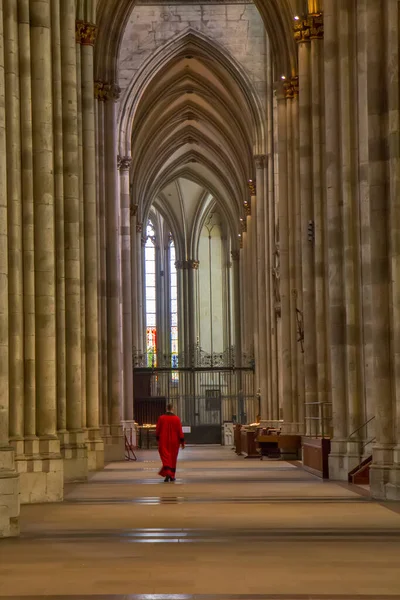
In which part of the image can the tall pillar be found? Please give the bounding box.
[59,0,87,482]
[277,86,294,430]
[137,223,145,355]
[50,0,66,440]
[78,20,104,471]
[0,0,19,538]
[367,0,394,497]
[104,82,124,461]
[4,0,24,449]
[295,16,318,435]
[130,204,139,355]
[95,82,108,433]
[387,0,400,496]
[30,0,62,497]
[231,250,242,367]
[118,156,134,422]
[291,79,305,433]
[255,156,268,418]
[187,260,199,357]
[19,0,36,443]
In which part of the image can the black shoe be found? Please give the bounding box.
[170,477,176,482]
[164,476,170,482]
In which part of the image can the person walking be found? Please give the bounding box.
[156,403,185,482]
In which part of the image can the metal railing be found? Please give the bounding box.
[304,401,332,438]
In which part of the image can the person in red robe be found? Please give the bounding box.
[156,404,185,482]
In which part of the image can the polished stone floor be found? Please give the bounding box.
[1,446,400,599]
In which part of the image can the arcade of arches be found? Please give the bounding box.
[0,0,399,542]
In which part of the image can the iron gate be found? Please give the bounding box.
[133,350,256,444]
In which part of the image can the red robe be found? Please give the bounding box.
[156,412,184,478]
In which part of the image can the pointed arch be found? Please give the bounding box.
[118,28,266,155]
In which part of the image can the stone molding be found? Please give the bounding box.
[117,155,132,171]
[76,21,98,46]
[294,13,324,43]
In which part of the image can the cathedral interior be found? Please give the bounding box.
[1,0,400,597]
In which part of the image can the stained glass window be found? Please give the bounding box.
[145,221,157,366]
[170,240,179,381]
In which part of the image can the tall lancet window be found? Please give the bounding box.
[145,220,157,366]
[170,239,179,380]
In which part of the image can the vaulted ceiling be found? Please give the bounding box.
[118,28,266,253]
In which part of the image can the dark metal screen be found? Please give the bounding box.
[133,349,256,444]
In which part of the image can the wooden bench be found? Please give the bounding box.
[257,434,302,459]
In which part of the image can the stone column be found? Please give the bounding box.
[104,82,124,461]
[95,82,108,431]
[76,25,86,436]
[367,0,394,497]
[0,0,19,538]
[50,0,66,438]
[118,156,134,422]
[187,260,199,357]
[286,81,301,432]
[131,204,139,353]
[137,223,145,354]
[245,192,256,373]
[386,0,400,495]
[291,79,305,433]
[255,156,268,418]
[4,0,24,448]
[78,20,103,471]
[295,16,318,435]
[30,0,62,493]
[277,85,294,430]
[60,0,87,482]
[231,250,242,366]
[265,39,278,420]
[19,0,36,443]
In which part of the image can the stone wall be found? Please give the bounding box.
[119,3,267,104]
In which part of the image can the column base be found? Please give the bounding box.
[101,424,125,462]
[0,446,20,537]
[59,431,88,482]
[370,445,400,500]
[15,438,64,504]
[86,428,105,472]
[328,438,369,481]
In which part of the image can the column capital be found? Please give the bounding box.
[136,223,143,234]
[231,250,240,262]
[175,259,200,270]
[117,155,132,171]
[244,197,251,216]
[284,76,299,99]
[187,259,200,270]
[94,81,121,102]
[130,203,138,218]
[76,21,98,46]
[240,217,247,233]
[247,179,256,196]
[254,154,267,169]
[294,13,323,43]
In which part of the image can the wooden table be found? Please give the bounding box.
[257,434,302,459]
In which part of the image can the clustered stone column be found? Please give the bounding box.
[94,80,124,461]
[118,156,134,423]
[0,3,113,536]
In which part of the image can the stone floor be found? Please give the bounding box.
[1,446,400,600]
